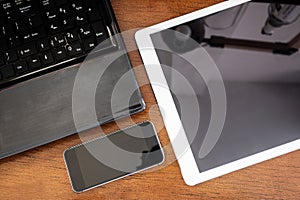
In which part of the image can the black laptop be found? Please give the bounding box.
[0,0,145,159]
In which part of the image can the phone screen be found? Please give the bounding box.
[64,121,164,192]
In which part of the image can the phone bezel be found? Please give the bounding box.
[63,121,165,193]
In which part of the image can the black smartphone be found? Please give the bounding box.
[64,121,164,193]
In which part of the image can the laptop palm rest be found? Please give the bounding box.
[0,54,144,159]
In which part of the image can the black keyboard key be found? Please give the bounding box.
[19,44,37,58]
[55,0,68,6]
[14,60,29,74]
[22,33,31,42]
[53,47,67,61]
[62,18,75,30]
[22,28,46,43]
[37,39,50,51]
[28,56,42,70]
[15,0,34,8]
[14,0,25,6]
[58,4,71,17]
[40,51,54,66]
[8,35,21,48]
[66,42,83,56]
[82,37,97,52]
[14,21,22,32]
[1,64,15,79]
[87,9,102,22]
[50,34,66,48]
[15,20,28,31]
[86,2,102,21]
[41,0,55,9]
[0,39,8,50]
[79,25,93,39]
[45,9,59,21]
[4,50,18,63]
[28,15,43,27]
[58,5,71,17]
[14,0,24,6]
[1,1,13,11]
[65,29,79,43]
[71,1,84,13]
[92,21,109,44]
[4,9,19,21]
[18,3,35,16]
[48,20,62,34]
[75,13,87,26]
[1,23,14,36]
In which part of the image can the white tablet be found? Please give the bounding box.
[135,0,300,186]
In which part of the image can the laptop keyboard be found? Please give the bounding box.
[0,0,115,87]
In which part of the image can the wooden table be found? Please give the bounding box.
[1,0,299,199]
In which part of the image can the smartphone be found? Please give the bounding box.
[64,121,164,193]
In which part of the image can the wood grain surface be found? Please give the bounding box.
[0,0,299,199]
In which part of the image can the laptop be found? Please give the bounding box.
[0,0,145,159]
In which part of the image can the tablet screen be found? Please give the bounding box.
[150,1,300,172]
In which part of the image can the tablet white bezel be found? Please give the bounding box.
[135,0,300,186]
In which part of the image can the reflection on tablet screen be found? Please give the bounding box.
[150,1,300,172]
